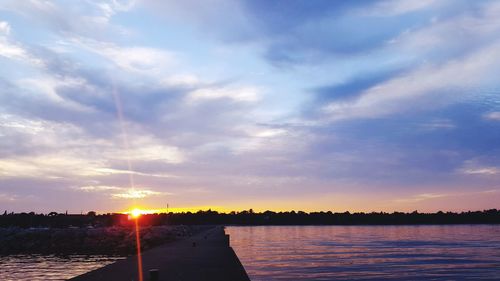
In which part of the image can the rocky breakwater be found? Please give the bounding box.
[0,225,208,255]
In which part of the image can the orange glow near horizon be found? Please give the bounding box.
[124,208,159,218]
[122,206,231,215]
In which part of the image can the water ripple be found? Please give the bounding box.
[226,225,500,281]
[0,254,124,281]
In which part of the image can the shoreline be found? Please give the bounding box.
[0,225,211,256]
[1,222,499,255]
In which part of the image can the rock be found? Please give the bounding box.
[0,225,213,255]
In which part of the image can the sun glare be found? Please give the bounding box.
[123,206,229,218]
[130,208,142,218]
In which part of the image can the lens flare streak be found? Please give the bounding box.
[134,217,143,281]
[112,81,143,281]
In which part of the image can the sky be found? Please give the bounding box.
[0,0,499,214]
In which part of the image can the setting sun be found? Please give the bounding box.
[130,208,142,218]
[125,208,159,219]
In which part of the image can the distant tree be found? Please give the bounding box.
[87,211,96,217]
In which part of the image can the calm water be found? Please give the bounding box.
[0,255,124,281]
[226,225,500,281]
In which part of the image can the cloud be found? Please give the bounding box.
[111,189,163,199]
[123,142,185,164]
[91,168,176,178]
[246,127,287,138]
[161,74,201,88]
[233,0,454,65]
[142,0,254,42]
[79,185,121,192]
[0,36,43,65]
[0,21,11,34]
[186,85,261,103]
[78,185,166,199]
[462,167,499,176]
[418,119,455,130]
[362,0,438,16]
[0,113,92,158]
[96,0,137,18]
[483,112,500,121]
[393,189,499,204]
[18,76,96,112]
[0,134,184,181]
[0,112,184,182]
[458,158,500,176]
[71,38,177,73]
[305,1,500,120]
[0,154,106,179]
[394,192,447,203]
[0,192,16,202]
[311,68,405,104]
[141,1,425,65]
[0,0,131,39]
[387,2,500,60]
[323,40,500,121]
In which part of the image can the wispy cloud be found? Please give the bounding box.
[419,119,455,130]
[483,112,500,121]
[361,0,437,16]
[78,185,168,199]
[394,193,447,203]
[187,85,261,103]
[462,167,499,176]
[111,189,163,199]
[79,185,122,192]
[394,189,499,204]
[323,40,500,120]
[0,35,42,65]
[91,168,176,178]
[71,37,177,73]
[0,0,130,38]
[0,21,11,34]
[459,159,500,176]
[0,192,16,202]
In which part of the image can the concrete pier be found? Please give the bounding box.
[69,226,250,281]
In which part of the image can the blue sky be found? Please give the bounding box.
[0,0,499,213]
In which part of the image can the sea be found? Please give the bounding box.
[0,255,124,281]
[1,225,499,280]
[226,225,500,281]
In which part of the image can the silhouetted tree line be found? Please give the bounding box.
[0,211,124,228]
[1,209,499,228]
